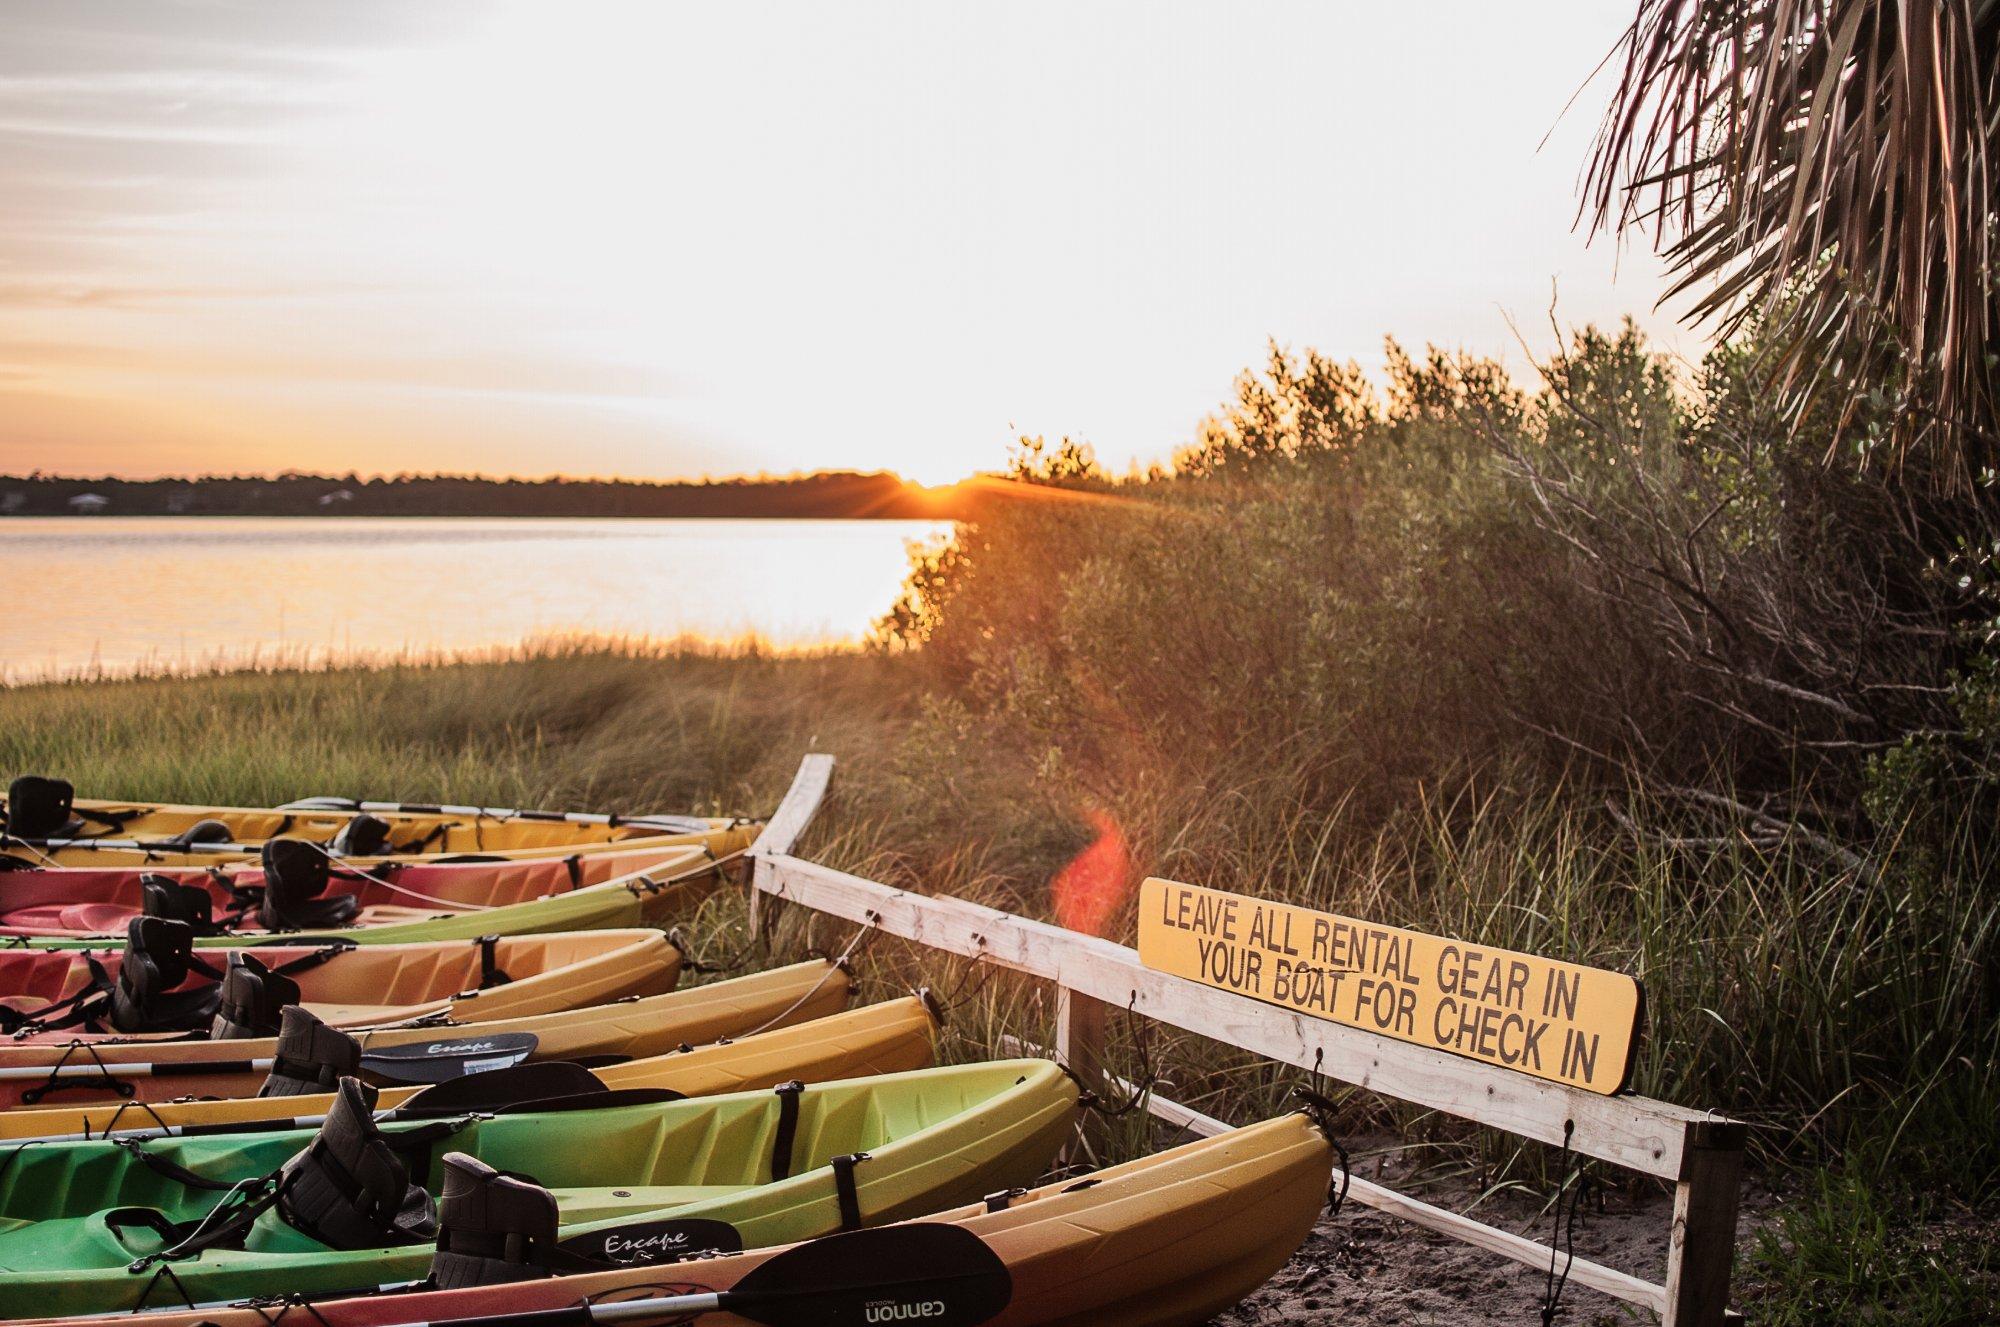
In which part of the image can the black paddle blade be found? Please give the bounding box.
[359,1031,539,1085]
[729,1224,1011,1327]
[397,1060,602,1117]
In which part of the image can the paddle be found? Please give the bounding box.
[394,1223,1012,1327]
[0,1031,538,1086]
[6,1058,648,1144]
[358,1031,540,1084]
[0,835,265,856]
[276,798,715,834]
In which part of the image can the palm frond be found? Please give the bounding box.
[1587,0,1999,488]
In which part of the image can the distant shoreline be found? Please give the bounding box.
[0,470,976,520]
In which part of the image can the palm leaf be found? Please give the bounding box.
[1587,0,1999,488]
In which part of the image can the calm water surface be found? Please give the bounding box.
[0,517,947,681]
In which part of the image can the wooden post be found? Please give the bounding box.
[1662,1119,1747,1327]
[1054,984,1110,1163]
[747,754,836,937]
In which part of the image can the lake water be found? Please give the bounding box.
[0,517,948,682]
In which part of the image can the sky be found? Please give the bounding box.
[0,1,1688,485]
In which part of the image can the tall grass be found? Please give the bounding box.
[0,643,906,818]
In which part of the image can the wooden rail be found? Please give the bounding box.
[749,756,1745,1325]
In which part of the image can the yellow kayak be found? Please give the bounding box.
[0,776,758,867]
[0,995,937,1143]
[0,956,855,1109]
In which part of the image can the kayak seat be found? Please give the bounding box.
[261,1006,362,1097]
[430,1153,559,1288]
[259,839,360,932]
[141,874,219,933]
[112,917,223,1033]
[3,776,80,841]
[211,954,302,1039]
[161,819,234,850]
[270,1078,436,1250]
[327,815,392,859]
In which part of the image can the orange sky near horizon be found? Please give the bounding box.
[1,1,1687,487]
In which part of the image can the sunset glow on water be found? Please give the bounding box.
[0,517,946,681]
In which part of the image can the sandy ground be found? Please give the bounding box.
[1212,1139,1770,1326]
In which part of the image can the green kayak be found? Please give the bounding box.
[0,1059,1077,1317]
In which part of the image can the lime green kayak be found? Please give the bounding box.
[0,1059,1077,1317]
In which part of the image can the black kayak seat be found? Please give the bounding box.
[259,838,360,932]
[275,1078,436,1249]
[111,917,223,1034]
[328,814,393,859]
[211,953,302,1040]
[140,874,217,933]
[260,1006,363,1097]
[429,1152,560,1288]
[3,776,81,841]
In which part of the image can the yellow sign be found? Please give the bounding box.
[1137,879,1643,1094]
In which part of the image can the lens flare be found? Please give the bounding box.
[1050,809,1133,938]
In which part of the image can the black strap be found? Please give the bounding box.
[19,1038,135,1104]
[476,936,511,990]
[769,1080,804,1181]
[114,1137,243,1191]
[269,940,358,977]
[1541,1119,1589,1327]
[127,1173,286,1272]
[389,823,448,857]
[831,1152,870,1231]
[2,951,116,1033]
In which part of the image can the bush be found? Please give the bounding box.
[878,321,2000,1194]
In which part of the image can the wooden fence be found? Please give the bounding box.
[747,754,1745,1324]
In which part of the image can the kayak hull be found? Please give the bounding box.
[11,843,726,948]
[0,928,681,1044]
[2,795,756,864]
[18,1113,1333,1327]
[0,995,938,1144]
[0,1059,1079,1317]
[0,958,853,1111]
[0,844,697,941]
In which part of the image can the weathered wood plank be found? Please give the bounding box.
[749,753,835,861]
[1663,1121,1747,1327]
[760,852,1712,1180]
[747,755,834,933]
[1055,985,1111,1162]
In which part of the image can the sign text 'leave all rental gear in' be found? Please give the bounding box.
[1137,879,1643,1094]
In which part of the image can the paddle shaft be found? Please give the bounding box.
[405,1291,725,1327]
[335,803,708,831]
[7,1104,432,1144]
[0,1056,269,1081]
[0,1038,531,1084]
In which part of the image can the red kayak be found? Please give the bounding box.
[0,841,687,941]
